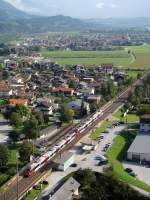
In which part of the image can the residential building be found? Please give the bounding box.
[140,115,150,133]
[9,98,28,107]
[68,99,90,116]
[53,87,74,96]
[101,63,114,74]
[49,177,80,200]
[0,84,13,97]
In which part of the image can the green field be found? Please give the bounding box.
[107,130,150,192]
[114,110,139,123]
[41,49,132,66]
[41,44,150,69]
[127,44,150,69]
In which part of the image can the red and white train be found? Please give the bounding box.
[25,110,103,177]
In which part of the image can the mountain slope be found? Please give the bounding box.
[0,0,30,20]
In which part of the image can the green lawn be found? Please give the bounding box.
[25,184,47,200]
[8,144,20,165]
[126,70,139,79]
[107,130,150,192]
[113,110,139,123]
[90,119,117,140]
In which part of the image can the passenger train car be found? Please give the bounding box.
[25,110,103,177]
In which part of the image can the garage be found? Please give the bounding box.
[127,134,150,162]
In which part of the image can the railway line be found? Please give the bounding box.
[0,78,143,200]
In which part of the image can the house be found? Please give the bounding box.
[127,134,150,162]
[9,98,28,107]
[0,84,13,97]
[36,97,55,115]
[79,87,95,96]
[53,87,74,96]
[101,63,114,74]
[140,115,150,133]
[87,95,102,104]
[54,152,75,171]
[68,99,90,116]
[49,177,80,200]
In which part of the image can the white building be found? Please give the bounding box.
[127,134,150,162]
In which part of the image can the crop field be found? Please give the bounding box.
[127,44,150,69]
[41,49,132,66]
[41,44,150,69]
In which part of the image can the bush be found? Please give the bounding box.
[0,174,9,186]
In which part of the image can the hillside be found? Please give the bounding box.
[0,0,150,33]
[0,0,30,20]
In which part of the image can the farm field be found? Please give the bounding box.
[41,44,150,69]
[127,44,150,69]
[41,49,132,66]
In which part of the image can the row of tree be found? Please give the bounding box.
[73,169,150,200]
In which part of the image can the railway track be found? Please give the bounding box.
[0,78,142,200]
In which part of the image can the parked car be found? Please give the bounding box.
[71,163,77,167]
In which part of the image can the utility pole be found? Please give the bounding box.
[16,152,19,200]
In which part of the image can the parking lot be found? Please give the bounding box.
[38,122,127,199]
[123,161,150,186]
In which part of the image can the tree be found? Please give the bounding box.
[15,105,31,120]
[0,144,9,167]
[24,117,40,140]
[80,100,87,117]
[33,112,44,126]
[74,168,96,188]
[19,141,32,163]
[10,112,22,128]
[9,130,20,142]
[90,102,98,114]
[60,105,74,123]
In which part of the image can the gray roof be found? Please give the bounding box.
[128,134,150,154]
[50,177,80,200]
[54,151,74,165]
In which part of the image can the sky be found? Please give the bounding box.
[5,0,150,18]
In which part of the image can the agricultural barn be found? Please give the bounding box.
[127,134,150,162]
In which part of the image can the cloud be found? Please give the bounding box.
[96,2,105,9]
[110,3,117,8]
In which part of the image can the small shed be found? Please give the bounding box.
[54,152,75,171]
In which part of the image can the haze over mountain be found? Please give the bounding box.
[5,0,150,19]
[0,0,30,20]
[0,0,150,34]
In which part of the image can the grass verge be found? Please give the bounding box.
[107,130,150,192]
[113,110,139,123]
[24,184,47,200]
[90,119,117,140]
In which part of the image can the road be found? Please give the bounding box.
[0,78,143,200]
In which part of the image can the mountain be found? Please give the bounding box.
[85,18,150,29]
[0,0,150,34]
[0,0,30,20]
